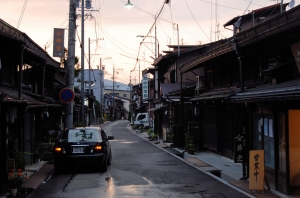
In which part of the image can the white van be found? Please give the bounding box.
[133,113,150,128]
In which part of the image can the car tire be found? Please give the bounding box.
[101,159,108,172]
[108,151,112,165]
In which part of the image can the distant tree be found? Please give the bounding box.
[60,47,80,78]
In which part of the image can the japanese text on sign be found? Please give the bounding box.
[249,150,264,191]
[234,124,246,163]
[53,28,65,57]
[142,74,148,101]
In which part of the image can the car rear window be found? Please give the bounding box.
[61,129,102,142]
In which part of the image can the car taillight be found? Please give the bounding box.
[95,145,102,151]
[93,144,102,153]
[55,147,62,152]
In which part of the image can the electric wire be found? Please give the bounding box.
[17,0,29,29]
[185,0,211,42]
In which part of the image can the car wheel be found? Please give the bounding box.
[108,151,112,165]
[101,159,108,172]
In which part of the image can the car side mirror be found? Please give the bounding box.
[107,136,114,140]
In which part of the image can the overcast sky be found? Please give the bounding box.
[0,0,297,85]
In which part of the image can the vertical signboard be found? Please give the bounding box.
[234,114,247,163]
[249,150,265,191]
[235,126,246,163]
[53,28,65,57]
[142,74,148,102]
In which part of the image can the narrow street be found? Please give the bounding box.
[30,120,250,198]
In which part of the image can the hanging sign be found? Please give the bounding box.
[59,88,75,103]
[142,74,148,102]
[53,28,65,57]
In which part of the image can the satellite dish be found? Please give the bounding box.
[289,0,295,8]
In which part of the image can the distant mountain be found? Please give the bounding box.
[104,79,130,91]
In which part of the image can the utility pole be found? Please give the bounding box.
[80,0,85,124]
[112,65,115,122]
[88,38,91,94]
[66,0,77,129]
[99,57,111,124]
[99,58,102,124]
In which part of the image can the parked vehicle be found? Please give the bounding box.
[53,127,114,173]
[133,113,150,128]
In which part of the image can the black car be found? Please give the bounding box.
[53,127,114,173]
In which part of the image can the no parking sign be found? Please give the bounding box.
[59,88,75,103]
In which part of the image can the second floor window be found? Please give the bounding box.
[22,64,32,88]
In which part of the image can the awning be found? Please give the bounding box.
[160,82,195,97]
[191,87,240,102]
[0,86,62,110]
[230,78,300,102]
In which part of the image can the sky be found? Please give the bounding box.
[0,0,298,86]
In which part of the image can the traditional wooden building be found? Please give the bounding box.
[178,3,300,195]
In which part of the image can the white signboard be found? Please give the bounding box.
[142,74,148,102]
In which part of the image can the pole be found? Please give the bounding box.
[155,15,157,59]
[99,58,102,124]
[177,24,180,57]
[112,65,115,122]
[89,38,91,94]
[66,0,76,128]
[130,73,132,124]
[80,0,85,124]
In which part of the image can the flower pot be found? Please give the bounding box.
[10,188,18,196]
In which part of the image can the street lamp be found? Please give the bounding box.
[125,0,134,9]
[136,35,159,59]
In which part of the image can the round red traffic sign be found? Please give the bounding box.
[59,88,75,103]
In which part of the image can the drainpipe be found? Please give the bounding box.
[252,12,255,27]
[18,44,25,99]
[180,73,183,127]
[41,62,46,98]
[233,38,244,92]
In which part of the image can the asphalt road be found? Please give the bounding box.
[31,120,249,198]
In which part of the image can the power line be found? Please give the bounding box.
[17,0,29,29]
[185,0,211,42]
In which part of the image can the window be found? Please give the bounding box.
[62,129,102,142]
[22,64,32,88]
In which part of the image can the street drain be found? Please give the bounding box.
[156,161,177,166]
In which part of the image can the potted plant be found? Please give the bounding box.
[13,151,27,170]
[138,126,143,132]
[8,168,28,196]
[151,133,158,140]
[185,134,196,155]
[32,142,44,163]
[186,142,196,155]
